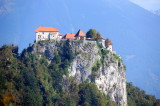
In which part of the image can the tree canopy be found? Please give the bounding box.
[86,29,103,39]
[127,82,160,106]
[0,44,159,106]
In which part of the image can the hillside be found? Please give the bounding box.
[0,39,126,105]
[127,82,160,106]
[33,39,127,105]
[0,39,160,105]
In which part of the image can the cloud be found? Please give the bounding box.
[149,72,159,81]
[125,55,136,61]
[130,0,160,10]
[0,0,14,15]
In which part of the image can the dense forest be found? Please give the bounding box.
[0,44,160,106]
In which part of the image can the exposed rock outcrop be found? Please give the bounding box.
[32,39,127,106]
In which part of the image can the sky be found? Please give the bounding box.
[130,0,160,10]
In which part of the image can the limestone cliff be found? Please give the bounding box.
[32,39,127,106]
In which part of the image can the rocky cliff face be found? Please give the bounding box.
[32,40,127,106]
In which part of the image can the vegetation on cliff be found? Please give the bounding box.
[127,82,160,106]
[0,44,160,106]
[86,29,103,40]
[0,44,115,105]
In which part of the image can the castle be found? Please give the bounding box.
[35,26,62,42]
[35,26,113,51]
[35,26,86,42]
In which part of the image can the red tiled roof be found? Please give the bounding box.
[105,39,112,45]
[50,32,57,34]
[35,26,59,32]
[59,33,62,36]
[50,32,62,35]
[75,29,86,37]
[98,35,104,39]
[63,34,76,39]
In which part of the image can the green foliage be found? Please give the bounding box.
[113,53,120,60]
[86,29,103,40]
[0,45,57,105]
[123,65,126,70]
[96,41,103,49]
[62,40,75,62]
[113,53,124,68]
[113,83,117,90]
[78,82,109,106]
[0,43,116,106]
[0,44,160,106]
[91,60,101,82]
[22,69,43,106]
[100,49,109,63]
[96,39,109,64]
[86,29,97,38]
[127,82,160,106]
[92,60,101,72]
[49,40,75,92]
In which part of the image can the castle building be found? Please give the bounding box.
[35,26,62,42]
[63,29,86,40]
[97,34,105,48]
[105,38,113,51]
[62,34,76,39]
[75,29,86,40]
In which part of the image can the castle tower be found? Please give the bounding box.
[105,38,113,51]
[75,29,86,40]
[97,33,105,48]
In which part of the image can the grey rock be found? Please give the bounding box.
[32,40,127,106]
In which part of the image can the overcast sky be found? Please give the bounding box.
[130,0,160,10]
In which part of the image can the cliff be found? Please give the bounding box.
[32,39,127,106]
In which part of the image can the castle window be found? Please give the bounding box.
[38,35,41,39]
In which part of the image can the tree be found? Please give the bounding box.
[78,83,108,105]
[86,29,97,38]
[1,43,160,106]
[127,82,160,106]
[96,32,103,39]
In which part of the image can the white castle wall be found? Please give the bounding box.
[36,31,61,42]
[107,45,113,51]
